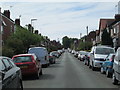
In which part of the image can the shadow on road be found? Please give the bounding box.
[22,73,55,81]
[48,64,63,68]
[39,74,55,80]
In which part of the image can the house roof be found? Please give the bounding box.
[99,19,115,31]
[1,13,14,24]
[108,14,120,27]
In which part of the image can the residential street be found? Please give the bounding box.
[23,52,119,88]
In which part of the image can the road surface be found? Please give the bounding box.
[23,52,119,88]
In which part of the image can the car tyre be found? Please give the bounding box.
[17,79,23,90]
[40,69,43,75]
[106,69,111,78]
[89,64,91,69]
[92,66,95,71]
[112,73,118,85]
[92,63,95,71]
[101,67,105,74]
[35,71,40,79]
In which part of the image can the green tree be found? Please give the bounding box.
[101,29,113,47]
[62,36,70,49]
[2,46,14,58]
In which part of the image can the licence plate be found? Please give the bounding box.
[20,66,28,69]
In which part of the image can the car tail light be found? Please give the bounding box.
[49,56,52,58]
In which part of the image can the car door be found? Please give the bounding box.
[90,47,95,66]
[114,49,120,80]
[2,58,13,88]
[2,58,18,88]
[118,48,120,80]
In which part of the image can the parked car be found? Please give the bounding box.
[89,46,115,71]
[49,52,56,64]
[12,54,42,79]
[112,47,120,85]
[78,51,88,61]
[100,53,115,78]
[83,52,90,66]
[28,47,49,67]
[51,51,60,58]
[1,56,23,89]
[71,50,76,54]
[74,51,79,58]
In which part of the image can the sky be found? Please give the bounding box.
[0,1,119,43]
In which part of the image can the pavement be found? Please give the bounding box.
[23,52,119,88]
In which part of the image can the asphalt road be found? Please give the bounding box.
[23,52,120,88]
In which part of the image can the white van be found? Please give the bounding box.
[28,47,49,67]
[112,47,120,85]
[89,46,115,71]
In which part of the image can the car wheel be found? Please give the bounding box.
[87,61,89,66]
[40,69,43,75]
[92,66,95,71]
[106,69,111,78]
[35,71,40,79]
[89,64,91,68]
[112,72,118,85]
[17,79,23,90]
[92,64,95,71]
[101,67,105,74]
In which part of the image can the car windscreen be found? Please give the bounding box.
[13,56,32,63]
[79,51,87,55]
[95,48,114,55]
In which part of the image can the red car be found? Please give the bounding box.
[12,54,42,79]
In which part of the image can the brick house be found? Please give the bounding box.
[107,14,120,50]
[1,10,15,44]
[96,19,115,45]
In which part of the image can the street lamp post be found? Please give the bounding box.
[31,19,37,33]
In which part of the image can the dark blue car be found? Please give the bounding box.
[100,54,115,78]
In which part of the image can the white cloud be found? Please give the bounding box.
[1,2,118,42]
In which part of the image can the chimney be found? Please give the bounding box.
[15,19,20,26]
[34,30,39,34]
[115,14,120,21]
[3,10,10,19]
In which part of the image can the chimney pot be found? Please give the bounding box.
[15,19,20,26]
[3,10,10,18]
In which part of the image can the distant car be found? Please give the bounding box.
[100,53,115,78]
[112,47,120,85]
[74,51,79,58]
[89,46,115,71]
[28,47,49,67]
[1,56,23,89]
[84,52,90,66]
[78,51,88,61]
[58,50,63,56]
[51,51,60,58]
[12,54,42,79]
[49,52,56,64]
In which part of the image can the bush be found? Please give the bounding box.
[2,46,14,58]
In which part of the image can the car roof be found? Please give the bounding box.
[29,47,46,50]
[13,53,36,57]
[0,56,11,60]
[94,45,114,49]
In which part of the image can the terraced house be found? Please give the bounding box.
[1,9,15,45]
[107,14,120,50]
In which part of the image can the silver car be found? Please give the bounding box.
[89,46,115,71]
[112,47,120,85]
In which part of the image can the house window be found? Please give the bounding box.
[11,25,12,32]
[113,27,117,34]
[1,25,3,34]
[117,25,119,34]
